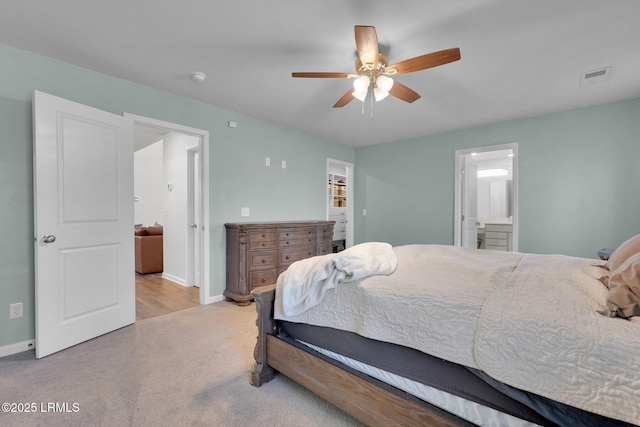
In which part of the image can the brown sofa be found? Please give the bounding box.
[134,225,163,274]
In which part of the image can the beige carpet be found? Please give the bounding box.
[0,301,364,426]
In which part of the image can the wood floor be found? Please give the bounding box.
[135,273,200,321]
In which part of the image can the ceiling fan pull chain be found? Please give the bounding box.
[370,85,374,119]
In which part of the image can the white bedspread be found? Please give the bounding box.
[274,244,640,425]
[474,253,640,424]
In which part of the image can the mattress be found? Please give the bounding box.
[282,321,635,427]
[281,321,551,426]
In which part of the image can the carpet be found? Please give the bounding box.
[0,301,363,426]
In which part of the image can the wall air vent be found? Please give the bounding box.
[580,66,613,85]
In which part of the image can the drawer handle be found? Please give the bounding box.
[308,252,312,256]
[285,241,290,245]
[262,243,266,247]
[261,258,267,263]
[285,255,290,260]
[261,278,267,283]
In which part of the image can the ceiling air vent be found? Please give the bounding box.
[580,67,613,85]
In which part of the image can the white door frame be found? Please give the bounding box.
[125,113,212,304]
[186,146,202,288]
[326,158,354,249]
[454,142,519,251]
[461,155,478,249]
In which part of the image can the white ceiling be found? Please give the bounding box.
[2,0,639,148]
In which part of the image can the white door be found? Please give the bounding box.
[461,155,478,249]
[33,91,134,358]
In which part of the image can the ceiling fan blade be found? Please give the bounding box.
[389,82,421,103]
[387,48,461,75]
[292,72,352,78]
[333,89,355,108]
[354,25,379,69]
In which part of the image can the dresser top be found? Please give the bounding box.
[225,220,334,229]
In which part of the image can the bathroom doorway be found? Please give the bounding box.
[454,143,518,252]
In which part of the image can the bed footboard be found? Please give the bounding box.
[249,284,467,426]
[250,284,277,387]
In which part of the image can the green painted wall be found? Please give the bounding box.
[0,44,354,348]
[354,98,640,256]
[2,42,639,352]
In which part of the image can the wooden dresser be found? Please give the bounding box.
[225,221,334,305]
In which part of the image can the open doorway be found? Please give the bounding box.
[454,143,518,252]
[126,113,211,320]
[327,159,354,251]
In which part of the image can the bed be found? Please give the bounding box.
[249,239,640,427]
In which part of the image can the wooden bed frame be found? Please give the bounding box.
[249,285,469,427]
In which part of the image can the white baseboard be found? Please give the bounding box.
[161,272,186,286]
[204,294,225,305]
[0,339,35,358]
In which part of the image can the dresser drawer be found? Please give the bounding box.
[316,224,333,236]
[279,228,315,241]
[249,269,277,288]
[279,237,314,248]
[249,230,276,242]
[316,233,332,244]
[485,224,512,233]
[316,243,332,256]
[485,238,507,247]
[250,250,277,269]
[280,246,315,265]
[486,245,507,251]
[249,239,277,250]
[486,231,508,239]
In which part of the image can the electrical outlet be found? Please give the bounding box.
[10,302,23,319]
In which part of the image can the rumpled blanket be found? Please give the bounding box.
[276,242,397,316]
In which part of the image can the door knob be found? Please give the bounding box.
[42,235,56,244]
[190,224,198,229]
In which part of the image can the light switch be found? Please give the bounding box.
[362,209,367,216]
[241,207,250,217]
[265,157,271,166]
[281,160,287,169]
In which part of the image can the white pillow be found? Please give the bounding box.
[605,252,640,318]
[605,234,640,272]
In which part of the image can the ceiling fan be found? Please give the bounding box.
[292,25,461,108]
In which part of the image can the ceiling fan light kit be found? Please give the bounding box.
[292,25,461,110]
[376,75,394,92]
[373,86,390,102]
[353,75,370,91]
